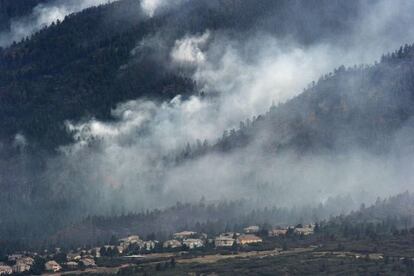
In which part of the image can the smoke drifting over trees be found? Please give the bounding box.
[1,0,414,246]
[0,0,119,47]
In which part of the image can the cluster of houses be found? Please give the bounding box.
[0,249,98,275]
[0,224,315,275]
[110,235,158,254]
[162,228,264,250]
[0,255,36,275]
[268,224,315,237]
[0,255,65,275]
[161,224,315,250]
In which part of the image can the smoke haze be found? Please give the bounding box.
[41,0,414,215]
[2,0,414,243]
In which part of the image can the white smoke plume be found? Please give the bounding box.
[171,31,210,65]
[0,0,118,47]
[36,0,414,215]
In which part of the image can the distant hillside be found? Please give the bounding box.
[46,195,353,249]
[332,191,414,226]
[16,190,414,250]
[200,45,414,156]
[316,191,414,244]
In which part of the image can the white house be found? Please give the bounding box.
[294,224,315,236]
[0,265,12,275]
[45,260,62,272]
[237,234,263,245]
[80,257,96,267]
[214,236,235,247]
[12,263,30,274]
[7,255,22,262]
[11,256,34,273]
[163,239,182,249]
[119,235,143,251]
[183,238,204,249]
[268,228,288,237]
[119,235,140,243]
[143,240,157,251]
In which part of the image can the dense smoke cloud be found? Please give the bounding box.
[59,94,414,215]
[0,0,118,47]
[41,0,414,217]
[2,0,414,236]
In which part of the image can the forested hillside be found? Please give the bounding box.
[1,0,414,253]
[0,0,48,31]
[0,0,194,148]
[0,0,365,149]
[1,194,354,251]
[205,45,414,156]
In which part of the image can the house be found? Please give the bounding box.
[173,231,197,240]
[67,252,82,261]
[117,246,125,254]
[11,256,34,273]
[237,235,263,245]
[104,245,116,250]
[12,263,31,274]
[143,240,157,251]
[80,257,96,267]
[0,265,12,275]
[16,257,34,266]
[91,247,101,258]
[243,226,260,234]
[294,224,315,236]
[183,238,204,249]
[214,236,235,247]
[7,254,22,262]
[119,242,129,252]
[45,260,62,272]
[119,235,140,243]
[163,239,182,249]
[119,235,142,250]
[268,228,288,237]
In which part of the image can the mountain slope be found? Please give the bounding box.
[0,0,365,149]
[0,0,194,148]
[208,45,414,156]
[1,0,412,249]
